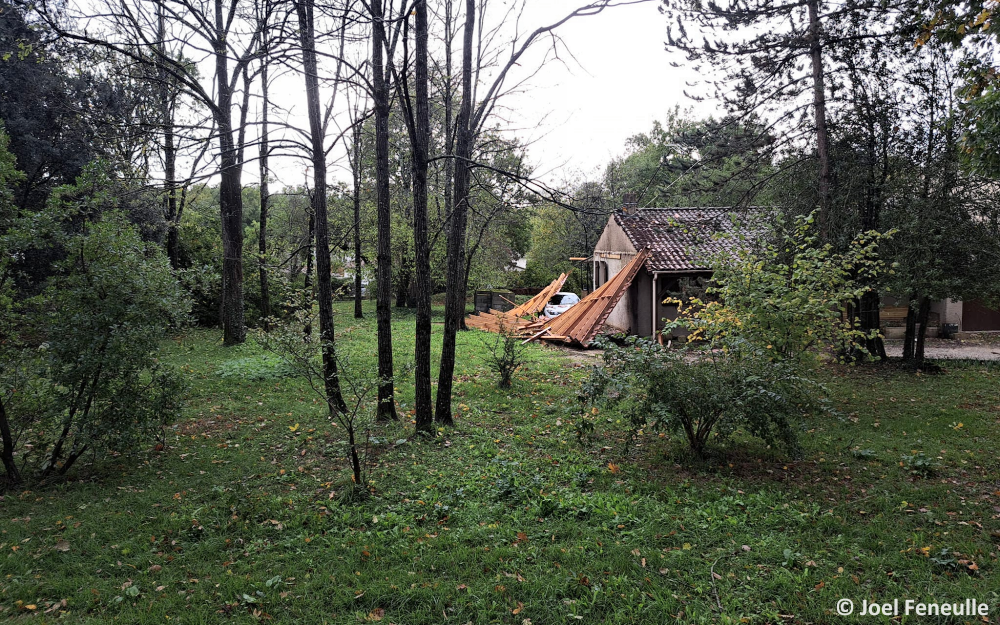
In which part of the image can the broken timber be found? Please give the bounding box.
[465,249,651,348]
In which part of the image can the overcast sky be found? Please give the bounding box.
[497,0,710,183]
[253,0,716,188]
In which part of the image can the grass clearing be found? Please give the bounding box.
[2,302,999,623]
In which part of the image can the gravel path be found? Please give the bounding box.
[883,337,1000,360]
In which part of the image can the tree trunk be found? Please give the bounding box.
[0,399,21,486]
[902,293,918,361]
[858,289,886,359]
[162,97,179,268]
[295,0,348,414]
[352,122,364,319]
[157,8,181,269]
[412,0,433,432]
[258,19,272,330]
[435,0,475,426]
[807,0,832,240]
[215,0,245,346]
[303,210,315,294]
[913,295,931,369]
[372,0,398,422]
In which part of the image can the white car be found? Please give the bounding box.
[543,292,580,318]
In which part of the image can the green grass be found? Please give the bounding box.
[2,302,999,623]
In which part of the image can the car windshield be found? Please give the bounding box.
[549,293,579,306]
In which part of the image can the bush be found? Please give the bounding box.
[582,337,820,457]
[30,212,189,478]
[667,212,890,364]
[478,319,529,389]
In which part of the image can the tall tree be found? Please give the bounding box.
[293,0,349,412]
[392,0,434,431]
[257,0,273,328]
[436,0,630,424]
[38,0,264,345]
[370,0,399,422]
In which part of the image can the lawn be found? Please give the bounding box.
[2,301,999,624]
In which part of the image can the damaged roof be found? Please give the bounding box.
[612,207,750,272]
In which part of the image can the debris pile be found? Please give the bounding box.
[465,249,651,348]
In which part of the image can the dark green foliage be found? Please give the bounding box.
[602,111,775,209]
[32,211,189,477]
[583,337,816,457]
[1,153,189,483]
[0,4,147,211]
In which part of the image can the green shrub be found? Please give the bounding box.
[900,451,939,477]
[33,212,190,478]
[582,337,820,457]
[477,319,529,389]
[667,212,890,364]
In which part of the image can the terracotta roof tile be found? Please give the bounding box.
[613,207,748,272]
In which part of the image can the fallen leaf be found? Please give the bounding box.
[54,539,70,552]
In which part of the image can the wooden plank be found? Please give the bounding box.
[522,326,552,344]
[545,249,650,346]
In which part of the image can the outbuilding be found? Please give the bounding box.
[592,206,744,338]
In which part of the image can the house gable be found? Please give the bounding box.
[594,214,638,256]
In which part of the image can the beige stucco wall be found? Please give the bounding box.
[594,215,639,333]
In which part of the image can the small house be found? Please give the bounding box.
[593,206,1000,339]
[592,206,743,338]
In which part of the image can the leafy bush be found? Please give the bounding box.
[1,155,190,485]
[667,212,891,364]
[582,337,820,457]
[31,212,189,478]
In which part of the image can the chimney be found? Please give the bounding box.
[622,192,638,214]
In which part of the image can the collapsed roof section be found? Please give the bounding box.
[466,249,651,348]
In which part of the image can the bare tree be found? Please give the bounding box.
[37,0,266,345]
[369,0,400,422]
[257,0,274,328]
[293,0,350,412]
[435,0,645,424]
